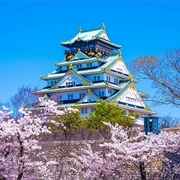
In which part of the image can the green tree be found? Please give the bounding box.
[49,106,86,135]
[87,100,134,131]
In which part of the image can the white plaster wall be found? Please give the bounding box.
[52,90,87,100]
[47,80,58,87]
[104,73,120,83]
[118,88,146,107]
[85,74,104,81]
[111,61,129,74]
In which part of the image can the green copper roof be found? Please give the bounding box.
[107,81,131,102]
[41,53,139,82]
[55,56,107,67]
[33,82,108,94]
[60,26,121,49]
[101,54,120,69]
[61,27,104,45]
[138,91,150,98]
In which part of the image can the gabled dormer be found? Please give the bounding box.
[77,89,101,104]
[71,49,90,61]
[52,68,92,88]
[107,82,150,111]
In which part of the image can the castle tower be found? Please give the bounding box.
[33,24,155,118]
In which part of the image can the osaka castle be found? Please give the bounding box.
[33,23,155,118]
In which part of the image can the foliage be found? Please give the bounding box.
[72,122,180,180]
[131,49,180,107]
[87,100,134,131]
[0,97,76,179]
[48,106,85,135]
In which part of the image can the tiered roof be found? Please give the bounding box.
[33,24,156,115]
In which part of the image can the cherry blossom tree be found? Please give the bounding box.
[0,97,77,179]
[73,122,180,180]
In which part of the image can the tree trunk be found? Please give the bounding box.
[140,161,146,180]
[17,173,23,180]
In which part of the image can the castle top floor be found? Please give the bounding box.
[60,23,121,60]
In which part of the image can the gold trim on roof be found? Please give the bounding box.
[119,57,123,62]
[129,84,136,90]
[144,106,149,110]
[67,71,72,76]
[128,74,133,81]
[69,64,73,69]
[52,85,58,89]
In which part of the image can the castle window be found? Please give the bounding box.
[79,93,85,99]
[102,91,104,96]
[114,78,118,84]
[66,82,75,86]
[77,64,82,69]
[82,108,87,114]
[98,76,100,81]
[126,97,137,102]
[68,94,73,100]
[94,76,96,81]
[108,89,112,94]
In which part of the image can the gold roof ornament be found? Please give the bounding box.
[67,71,72,76]
[44,93,47,97]
[83,82,87,86]
[69,63,73,69]
[87,89,91,96]
[119,57,123,62]
[52,85,58,89]
[128,74,133,81]
[102,22,105,29]
[78,48,80,54]
[114,100,118,103]
[129,84,136,90]
[79,26,82,32]
[144,106,149,110]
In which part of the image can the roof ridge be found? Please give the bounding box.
[80,27,103,33]
[107,81,131,101]
[71,69,92,84]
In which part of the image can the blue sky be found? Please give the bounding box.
[0,0,180,118]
